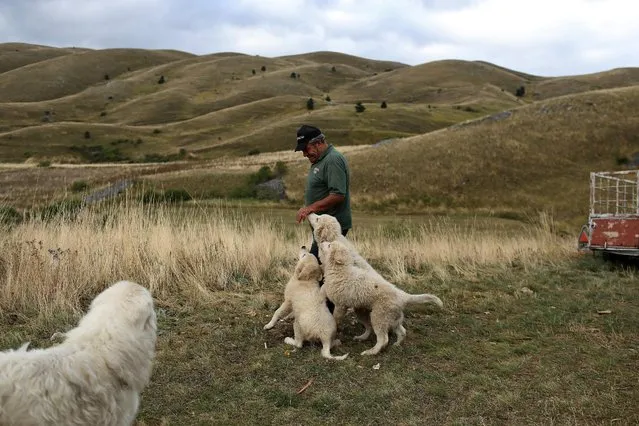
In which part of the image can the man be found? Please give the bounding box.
[295,124,352,261]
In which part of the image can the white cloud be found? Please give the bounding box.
[0,0,637,76]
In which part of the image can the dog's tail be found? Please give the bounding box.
[321,348,349,361]
[401,292,443,308]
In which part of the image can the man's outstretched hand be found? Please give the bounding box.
[296,206,314,224]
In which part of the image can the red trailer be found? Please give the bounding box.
[578,170,639,256]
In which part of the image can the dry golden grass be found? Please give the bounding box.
[530,67,639,100]
[2,43,636,166]
[0,48,191,102]
[0,203,572,319]
[332,59,529,103]
[281,85,639,226]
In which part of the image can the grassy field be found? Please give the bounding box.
[1,204,636,425]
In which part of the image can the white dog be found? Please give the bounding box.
[307,213,386,327]
[321,240,443,356]
[264,246,348,361]
[0,280,157,426]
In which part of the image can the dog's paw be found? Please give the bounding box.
[284,337,297,346]
[360,348,380,356]
[263,322,274,330]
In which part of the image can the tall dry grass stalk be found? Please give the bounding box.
[0,204,574,318]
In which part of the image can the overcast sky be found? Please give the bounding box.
[1,0,637,77]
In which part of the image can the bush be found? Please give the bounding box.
[290,72,297,79]
[163,188,192,203]
[261,65,266,72]
[248,148,260,156]
[274,161,288,177]
[100,111,107,117]
[331,66,336,72]
[355,102,366,113]
[158,75,166,84]
[70,180,89,192]
[307,98,315,110]
[38,160,51,167]
[381,101,387,108]
[325,95,332,102]
[39,199,84,221]
[252,69,256,75]
[515,85,526,97]
[84,131,91,139]
[104,74,109,80]
[0,206,22,225]
[153,129,161,134]
[70,145,128,163]
[249,166,274,185]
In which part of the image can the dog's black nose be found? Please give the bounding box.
[301,245,307,250]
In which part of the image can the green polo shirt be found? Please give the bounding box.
[304,144,352,231]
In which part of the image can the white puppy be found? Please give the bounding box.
[0,280,157,426]
[264,246,348,361]
[321,240,443,356]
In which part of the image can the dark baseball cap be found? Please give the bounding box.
[295,125,324,151]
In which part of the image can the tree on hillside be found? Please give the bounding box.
[331,66,336,72]
[261,65,266,72]
[381,101,387,109]
[252,69,256,75]
[158,75,166,84]
[307,98,315,110]
[355,101,366,113]
[515,85,525,97]
[290,72,297,79]
[325,95,332,102]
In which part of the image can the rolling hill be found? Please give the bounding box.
[1,42,638,225]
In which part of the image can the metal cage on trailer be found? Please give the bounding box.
[578,170,639,256]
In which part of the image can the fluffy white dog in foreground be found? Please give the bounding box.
[321,241,443,356]
[264,247,348,360]
[0,280,157,426]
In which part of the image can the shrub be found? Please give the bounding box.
[331,66,336,72]
[142,189,163,204]
[381,101,387,108]
[39,199,84,221]
[163,188,192,203]
[355,102,366,113]
[248,148,260,156]
[274,161,288,177]
[261,65,266,72]
[38,160,51,168]
[70,145,128,163]
[249,166,274,186]
[290,72,297,79]
[252,69,256,75]
[84,131,91,139]
[153,129,161,134]
[0,206,22,225]
[307,98,315,110]
[158,75,166,84]
[325,95,332,102]
[104,74,109,80]
[100,111,107,117]
[178,148,187,158]
[70,180,89,192]
[515,85,526,97]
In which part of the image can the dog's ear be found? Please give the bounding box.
[330,243,351,266]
